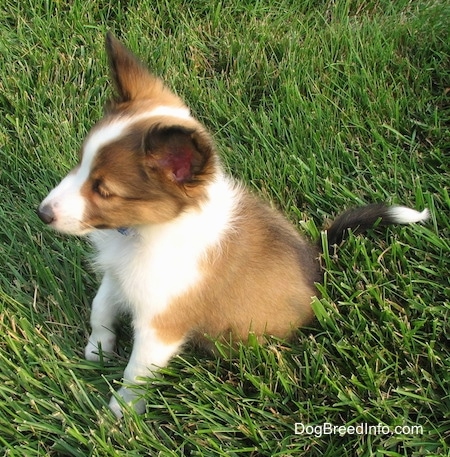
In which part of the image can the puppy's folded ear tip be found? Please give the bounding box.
[106,31,119,43]
[105,32,121,53]
[105,31,113,44]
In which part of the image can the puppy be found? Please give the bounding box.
[37,33,428,417]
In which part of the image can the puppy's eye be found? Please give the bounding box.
[92,179,111,198]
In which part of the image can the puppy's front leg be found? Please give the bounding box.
[109,324,184,418]
[85,273,122,361]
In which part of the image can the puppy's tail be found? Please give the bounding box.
[325,203,429,248]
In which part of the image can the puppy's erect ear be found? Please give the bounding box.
[143,125,214,184]
[105,32,166,103]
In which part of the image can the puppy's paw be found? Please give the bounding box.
[84,341,103,361]
[109,386,146,418]
[84,336,115,362]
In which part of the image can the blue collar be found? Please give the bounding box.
[117,227,134,236]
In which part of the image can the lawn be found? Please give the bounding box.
[0,0,449,455]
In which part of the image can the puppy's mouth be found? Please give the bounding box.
[37,204,95,236]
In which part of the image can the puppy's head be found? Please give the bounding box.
[38,33,217,235]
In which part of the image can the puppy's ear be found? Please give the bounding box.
[143,125,214,184]
[105,32,165,103]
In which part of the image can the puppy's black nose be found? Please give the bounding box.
[37,205,55,225]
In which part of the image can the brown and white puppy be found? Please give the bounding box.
[37,33,428,417]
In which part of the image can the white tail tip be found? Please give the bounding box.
[388,206,429,224]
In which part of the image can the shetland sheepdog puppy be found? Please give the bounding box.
[37,33,428,417]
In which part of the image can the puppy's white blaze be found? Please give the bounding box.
[39,120,132,234]
[388,206,429,224]
[146,106,191,120]
[84,106,192,164]
[80,123,127,185]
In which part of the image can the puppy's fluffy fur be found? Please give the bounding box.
[38,34,428,417]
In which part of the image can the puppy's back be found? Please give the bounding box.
[152,189,320,347]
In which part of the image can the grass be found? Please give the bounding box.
[0,0,449,455]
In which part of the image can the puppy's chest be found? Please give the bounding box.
[94,231,205,313]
